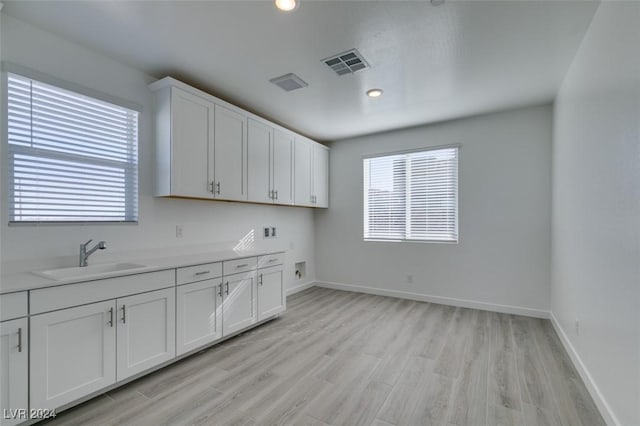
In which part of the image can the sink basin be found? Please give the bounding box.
[33,262,148,281]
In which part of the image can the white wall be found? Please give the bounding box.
[315,105,552,316]
[0,14,316,291]
[551,2,640,425]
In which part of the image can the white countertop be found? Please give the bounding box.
[0,247,284,295]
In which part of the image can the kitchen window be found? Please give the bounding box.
[363,146,458,242]
[7,72,139,223]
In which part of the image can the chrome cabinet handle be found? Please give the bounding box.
[194,270,211,276]
[108,307,114,327]
[216,182,221,194]
[121,305,126,324]
[268,258,277,263]
[218,284,223,297]
[236,264,249,269]
[209,181,215,193]
[275,190,278,200]
[17,328,23,352]
[225,282,229,295]
[259,273,263,286]
[269,190,273,199]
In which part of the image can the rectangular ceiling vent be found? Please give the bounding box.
[269,73,309,92]
[322,49,369,76]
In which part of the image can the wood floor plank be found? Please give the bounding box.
[488,312,522,411]
[43,288,606,426]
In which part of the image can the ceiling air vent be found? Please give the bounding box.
[322,49,369,76]
[269,73,309,92]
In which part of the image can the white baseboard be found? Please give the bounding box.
[286,280,315,296]
[549,312,619,426]
[315,280,549,319]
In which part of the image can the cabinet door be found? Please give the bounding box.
[30,301,116,410]
[117,288,175,381]
[222,272,257,336]
[176,279,223,356]
[247,119,273,204]
[0,318,28,426]
[214,105,247,201]
[171,88,215,198]
[273,129,293,205]
[313,145,329,208]
[258,267,285,320]
[294,137,313,206]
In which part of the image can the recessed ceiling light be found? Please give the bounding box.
[366,89,383,98]
[275,0,298,12]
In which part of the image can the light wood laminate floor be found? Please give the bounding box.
[43,287,605,426]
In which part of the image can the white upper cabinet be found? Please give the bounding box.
[272,129,294,204]
[0,318,28,426]
[150,77,327,208]
[294,137,313,207]
[247,119,294,205]
[247,118,273,204]
[213,105,247,201]
[294,137,329,208]
[313,144,329,208]
[169,88,215,198]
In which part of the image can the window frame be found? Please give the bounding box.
[362,144,460,244]
[3,64,141,225]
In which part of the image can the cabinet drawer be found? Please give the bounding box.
[0,291,28,321]
[258,252,285,269]
[177,262,222,285]
[223,257,257,275]
[30,270,175,315]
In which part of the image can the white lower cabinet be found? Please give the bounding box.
[30,301,117,410]
[176,278,223,356]
[222,272,257,336]
[116,288,176,381]
[0,318,28,426]
[257,266,285,320]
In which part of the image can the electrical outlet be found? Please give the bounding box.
[575,319,580,336]
[406,274,414,284]
[175,225,183,238]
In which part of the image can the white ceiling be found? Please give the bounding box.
[2,1,599,141]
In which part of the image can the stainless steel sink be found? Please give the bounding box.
[33,262,148,281]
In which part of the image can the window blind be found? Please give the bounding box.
[7,73,139,223]
[364,147,458,242]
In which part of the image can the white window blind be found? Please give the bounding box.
[363,147,458,242]
[7,73,139,223]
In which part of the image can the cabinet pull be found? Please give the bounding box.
[194,270,211,276]
[236,264,249,269]
[108,307,114,327]
[269,189,273,199]
[225,282,229,295]
[17,328,23,352]
[209,181,215,193]
[268,258,277,263]
[216,182,221,194]
[121,305,127,324]
[218,284,223,297]
[259,273,263,286]
[275,190,278,200]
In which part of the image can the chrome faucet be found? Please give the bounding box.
[79,240,107,267]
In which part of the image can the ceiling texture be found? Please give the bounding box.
[2,0,600,141]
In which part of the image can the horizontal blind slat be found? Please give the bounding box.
[8,73,139,223]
